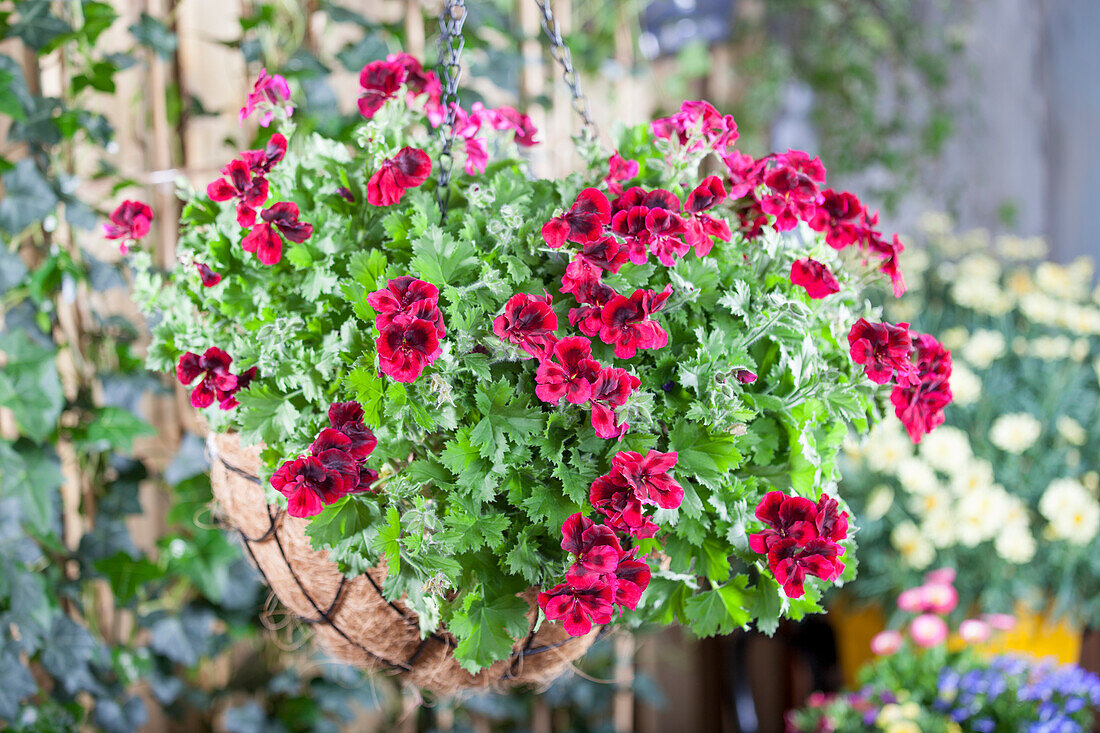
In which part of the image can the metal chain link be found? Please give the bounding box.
[532,0,598,141]
[435,0,467,222]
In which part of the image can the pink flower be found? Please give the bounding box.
[376,314,442,383]
[984,613,1017,632]
[463,136,488,175]
[327,401,377,460]
[790,258,841,299]
[357,59,406,119]
[176,348,237,409]
[194,262,221,287]
[613,450,683,510]
[749,491,820,553]
[241,202,313,265]
[104,200,154,251]
[870,630,904,656]
[891,333,952,443]
[598,286,672,359]
[604,152,639,195]
[535,337,602,404]
[366,147,432,207]
[207,158,269,227]
[588,367,640,440]
[959,619,992,644]
[589,472,659,539]
[908,613,949,648]
[367,276,444,337]
[241,133,288,175]
[651,99,738,152]
[847,318,919,386]
[483,105,538,147]
[924,567,956,586]
[542,188,612,248]
[493,292,559,360]
[897,582,957,615]
[239,69,292,127]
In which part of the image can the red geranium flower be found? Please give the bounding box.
[216,365,257,410]
[609,205,654,264]
[815,494,849,544]
[535,337,602,405]
[483,105,538,147]
[590,472,659,539]
[748,491,820,554]
[542,188,612,248]
[104,200,154,251]
[722,150,767,199]
[309,428,361,489]
[760,164,821,232]
[328,401,378,460]
[891,333,952,443]
[683,176,732,257]
[367,276,444,337]
[588,367,640,440]
[604,152,639,195]
[493,292,558,360]
[644,208,689,266]
[239,68,292,127]
[848,318,919,386]
[377,314,442,383]
[537,581,614,637]
[358,59,406,119]
[242,133,288,175]
[611,555,651,610]
[807,189,864,249]
[176,347,237,409]
[576,236,629,275]
[568,279,619,338]
[790,258,841,299]
[599,286,672,359]
[651,99,738,152]
[195,262,221,287]
[560,513,623,588]
[613,450,683,510]
[367,147,432,207]
[207,158,269,227]
[241,202,313,265]
[768,537,843,599]
[387,52,441,102]
[271,454,352,519]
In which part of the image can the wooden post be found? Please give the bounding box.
[613,632,636,733]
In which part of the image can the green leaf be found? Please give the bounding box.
[345,364,385,427]
[670,421,743,485]
[0,159,58,236]
[747,576,784,636]
[684,578,750,637]
[369,505,402,573]
[129,13,178,59]
[448,589,530,673]
[0,68,26,121]
[0,643,39,721]
[305,497,378,551]
[0,442,62,537]
[74,407,155,453]
[94,552,161,603]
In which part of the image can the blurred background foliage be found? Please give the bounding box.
[0,0,972,730]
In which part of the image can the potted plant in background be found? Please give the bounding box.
[833,215,1100,679]
[127,27,951,691]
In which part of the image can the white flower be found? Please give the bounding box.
[918,212,954,238]
[864,422,913,474]
[896,458,940,495]
[989,413,1042,454]
[1056,416,1087,446]
[1040,478,1100,545]
[907,486,952,518]
[891,521,935,569]
[1070,338,1090,363]
[949,459,995,496]
[1019,293,1061,326]
[1037,260,1092,301]
[959,254,1001,281]
[996,234,1047,261]
[948,363,981,406]
[956,485,1008,547]
[918,426,972,475]
[961,330,1006,369]
[995,524,1037,563]
[940,326,970,352]
[951,278,1013,317]
[866,485,895,520]
[1060,305,1100,336]
[1028,335,1072,360]
[922,509,957,548]
[1001,495,1030,527]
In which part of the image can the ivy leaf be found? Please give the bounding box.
[0,442,62,537]
[129,13,178,59]
[8,3,72,51]
[41,616,100,695]
[0,643,38,722]
[74,406,156,453]
[683,578,750,637]
[448,589,530,673]
[0,323,63,441]
[0,68,27,122]
[94,552,162,603]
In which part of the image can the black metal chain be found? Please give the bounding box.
[532,0,598,141]
[435,0,467,222]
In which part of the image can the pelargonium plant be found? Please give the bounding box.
[839,216,1100,625]
[787,571,1100,733]
[131,51,948,673]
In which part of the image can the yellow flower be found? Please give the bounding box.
[883,721,921,733]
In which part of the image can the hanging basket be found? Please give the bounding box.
[206,432,599,694]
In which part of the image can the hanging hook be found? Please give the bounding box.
[532,0,599,142]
